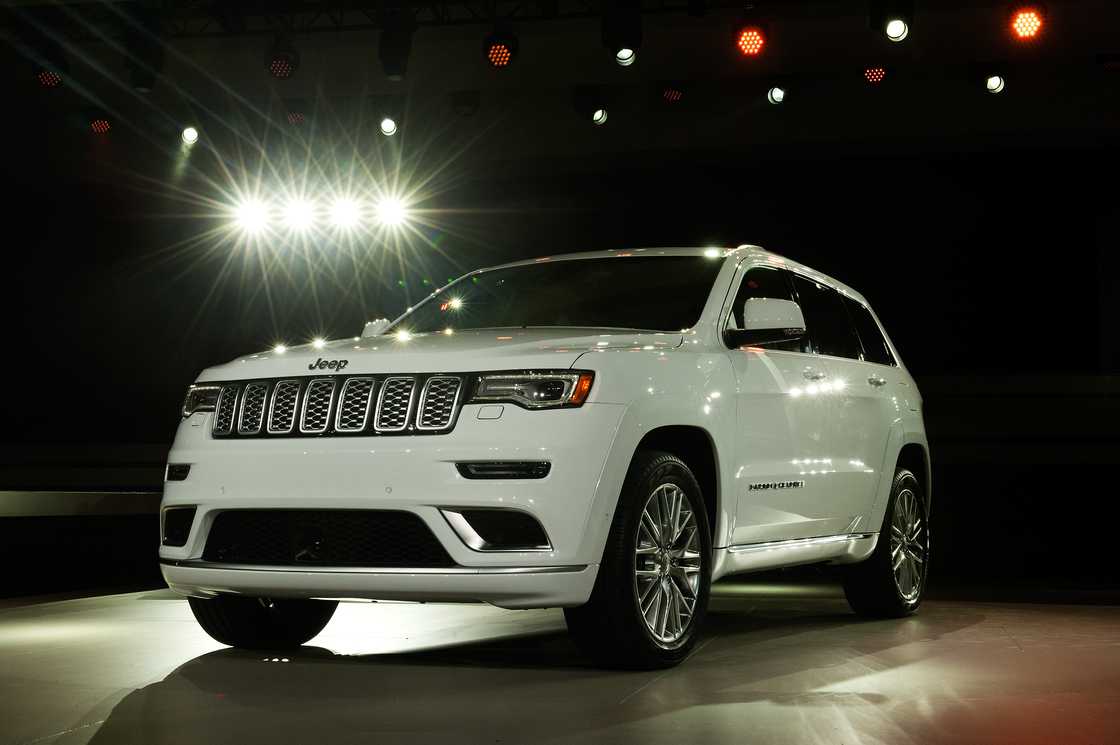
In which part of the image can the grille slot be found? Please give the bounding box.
[267,380,301,434]
[300,379,336,434]
[417,377,462,430]
[238,382,269,434]
[202,509,456,568]
[212,385,238,435]
[335,377,376,432]
[375,377,416,432]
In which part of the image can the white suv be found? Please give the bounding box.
[162,246,930,669]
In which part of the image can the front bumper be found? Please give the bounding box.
[159,560,598,609]
[159,401,626,607]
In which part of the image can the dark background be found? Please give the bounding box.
[2,0,1118,598]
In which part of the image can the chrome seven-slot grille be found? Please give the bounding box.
[212,375,463,438]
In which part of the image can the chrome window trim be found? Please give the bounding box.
[212,385,239,435]
[237,381,269,435]
[373,376,416,432]
[334,377,376,432]
[415,376,463,431]
[298,378,337,434]
[266,379,301,434]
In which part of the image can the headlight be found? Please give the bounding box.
[470,371,594,409]
[181,384,221,417]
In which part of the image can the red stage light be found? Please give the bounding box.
[864,67,887,84]
[487,42,513,68]
[663,87,683,103]
[1011,7,1044,39]
[37,70,62,88]
[736,27,766,57]
[90,118,111,134]
[287,111,305,125]
[268,56,295,79]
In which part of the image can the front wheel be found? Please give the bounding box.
[565,451,712,669]
[842,467,930,617]
[188,595,337,649]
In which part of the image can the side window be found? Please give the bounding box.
[843,296,896,366]
[727,266,801,352]
[791,275,863,359]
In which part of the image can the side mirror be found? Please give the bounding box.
[361,318,391,338]
[724,297,806,349]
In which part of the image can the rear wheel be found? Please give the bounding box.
[188,595,337,649]
[842,468,929,617]
[565,451,712,669]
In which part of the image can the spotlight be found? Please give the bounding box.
[767,86,786,104]
[864,66,887,84]
[736,26,766,56]
[573,85,610,126]
[592,109,608,125]
[869,1,914,44]
[181,126,199,145]
[1010,6,1044,40]
[284,98,308,126]
[484,28,518,68]
[379,10,417,80]
[380,117,398,136]
[267,36,299,79]
[287,111,305,125]
[602,1,642,67]
[37,69,62,88]
[329,198,362,229]
[90,118,111,134]
[234,200,269,234]
[375,197,408,226]
[986,74,1006,93]
[885,18,909,41]
[662,86,684,103]
[284,200,316,231]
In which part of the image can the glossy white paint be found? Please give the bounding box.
[740,297,806,332]
[161,246,928,609]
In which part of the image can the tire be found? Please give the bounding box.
[565,450,712,669]
[842,467,930,618]
[188,595,338,649]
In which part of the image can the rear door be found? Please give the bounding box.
[791,273,895,533]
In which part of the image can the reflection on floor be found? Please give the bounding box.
[1,580,1118,745]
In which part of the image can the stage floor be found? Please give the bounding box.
[2,581,1118,745]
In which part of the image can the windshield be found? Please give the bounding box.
[389,256,724,335]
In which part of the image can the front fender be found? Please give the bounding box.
[572,349,738,561]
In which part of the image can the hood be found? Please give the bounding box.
[197,328,684,381]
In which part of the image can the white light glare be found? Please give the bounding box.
[615,47,637,66]
[375,197,408,226]
[592,109,608,125]
[181,126,199,145]
[329,198,362,229]
[311,337,326,349]
[273,344,287,354]
[704,248,721,258]
[284,200,316,231]
[986,75,1006,94]
[380,117,398,136]
[767,86,786,104]
[234,200,269,234]
[885,18,909,42]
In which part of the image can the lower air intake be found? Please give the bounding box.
[202,509,456,568]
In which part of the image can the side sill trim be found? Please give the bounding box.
[159,559,587,575]
[728,532,876,554]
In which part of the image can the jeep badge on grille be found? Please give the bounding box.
[308,358,349,371]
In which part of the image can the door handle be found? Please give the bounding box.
[802,368,828,381]
[867,375,887,387]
